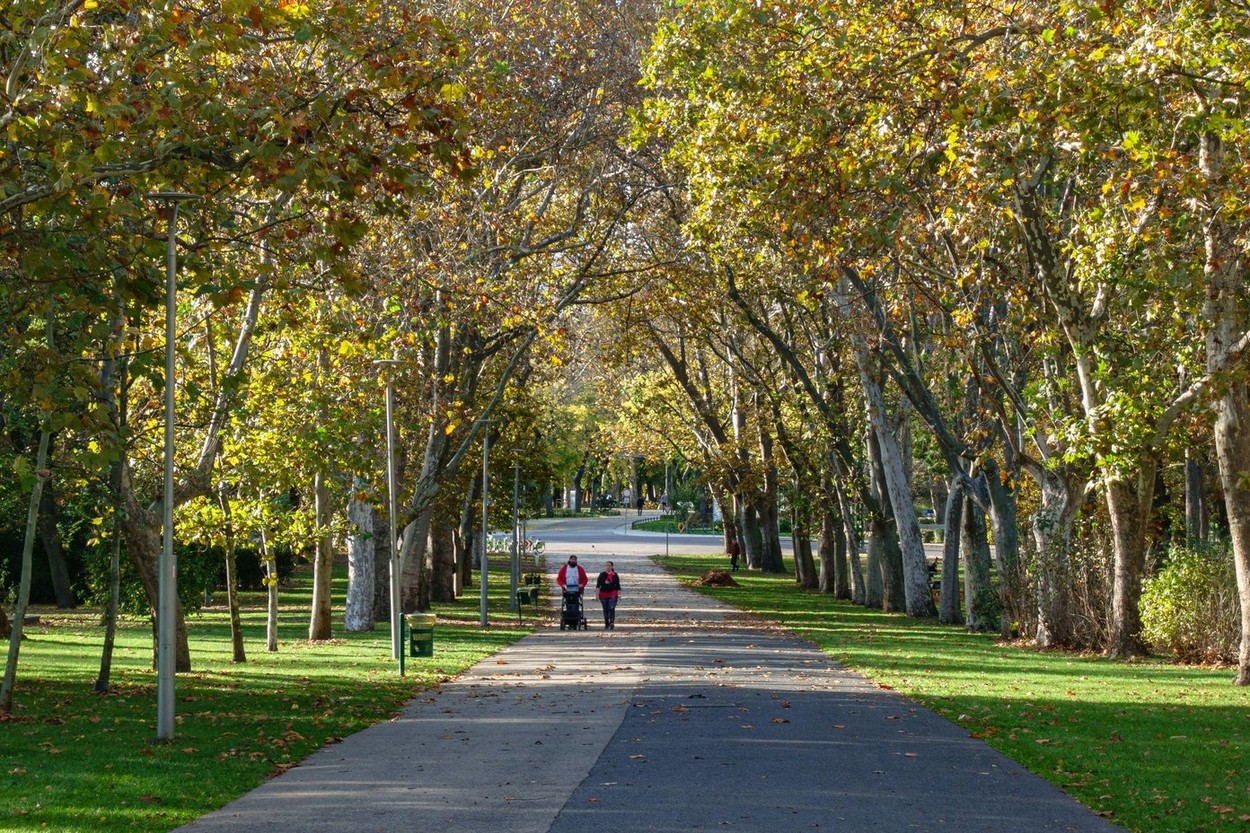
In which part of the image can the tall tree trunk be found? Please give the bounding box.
[982,455,1023,639]
[219,488,246,663]
[96,302,127,692]
[817,505,835,594]
[1,426,51,714]
[939,479,964,625]
[399,513,432,613]
[864,513,885,611]
[38,479,74,609]
[118,464,191,671]
[260,525,278,653]
[738,501,765,570]
[95,460,123,692]
[1028,467,1082,647]
[757,418,786,574]
[345,491,376,632]
[1215,389,1250,686]
[867,428,906,612]
[856,345,933,616]
[759,497,785,573]
[309,471,335,641]
[961,496,997,632]
[457,478,478,592]
[837,478,865,605]
[372,513,392,621]
[1185,450,1207,546]
[430,513,457,604]
[1201,129,1250,685]
[1106,477,1153,658]
[819,470,849,597]
[793,501,817,589]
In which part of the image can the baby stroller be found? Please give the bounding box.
[560,591,588,630]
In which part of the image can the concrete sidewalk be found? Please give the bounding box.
[179,534,1124,833]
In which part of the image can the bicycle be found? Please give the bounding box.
[485,533,545,555]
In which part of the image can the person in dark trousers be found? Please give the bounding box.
[728,539,740,571]
[595,561,621,629]
[636,495,645,516]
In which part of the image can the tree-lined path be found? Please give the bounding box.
[179,516,1121,833]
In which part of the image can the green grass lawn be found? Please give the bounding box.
[0,556,539,833]
[659,553,1250,833]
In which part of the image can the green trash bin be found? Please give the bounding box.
[407,613,436,658]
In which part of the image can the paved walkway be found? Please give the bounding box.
[179,519,1123,833]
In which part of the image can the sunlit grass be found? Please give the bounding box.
[1,556,537,833]
[659,553,1250,833]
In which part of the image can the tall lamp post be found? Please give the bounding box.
[373,359,403,661]
[146,191,197,743]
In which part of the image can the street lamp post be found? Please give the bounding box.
[146,191,197,743]
[373,359,403,662]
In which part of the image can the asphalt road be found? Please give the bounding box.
[179,513,1123,833]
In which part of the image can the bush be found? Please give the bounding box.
[1141,543,1240,663]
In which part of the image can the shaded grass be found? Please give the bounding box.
[660,554,1250,833]
[1,556,538,832]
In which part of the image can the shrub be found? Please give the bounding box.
[1140,543,1240,663]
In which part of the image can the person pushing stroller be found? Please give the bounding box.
[557,556,588,630]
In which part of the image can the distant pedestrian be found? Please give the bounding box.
[595,561,621,630]
[636,494,644,516]
[659,493,669,513]
[728,539,740,572]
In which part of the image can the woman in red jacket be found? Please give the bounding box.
[595,561,621,630]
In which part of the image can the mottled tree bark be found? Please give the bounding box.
[309,471,335,641]
[345,493,376,632]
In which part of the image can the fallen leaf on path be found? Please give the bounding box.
[772,718,790,724]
